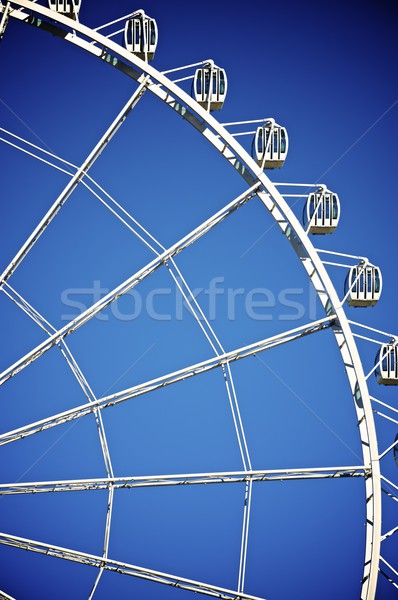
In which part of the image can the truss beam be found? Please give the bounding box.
[0,317,335,446]
[0,184,258,388]
[0,3,387,598]
[0,466,366,495]
[0,78,150,288]
[0,531,264,600]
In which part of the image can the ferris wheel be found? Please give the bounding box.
[0,1,397,599]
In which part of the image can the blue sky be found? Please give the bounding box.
[0,1,397,598]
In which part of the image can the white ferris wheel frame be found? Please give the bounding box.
[0,1,393,599]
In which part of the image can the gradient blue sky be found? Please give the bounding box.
[0,1,397,598]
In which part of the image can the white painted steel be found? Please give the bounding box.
[47,0,80,20]
[304,189,340,234]
[345,264,382,307]
[0,2,385,598]
[0,184,259,386]
[193,65,227,111]
[124,10,157,61]
[0,78,150,288]
[0,317,335,446]
[0,1,10,38]
[253,122,288,169]
[0,590,16,600]
[371,396,398,416]
[0,466,367,496]
[2,284,115,596]
[349,320,398,342]
[0,532,265,600]
[375,344,398,385]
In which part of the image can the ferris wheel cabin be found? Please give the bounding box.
[252,123,288,169]
[193,66,227,111]
[124,12,158,61]
[375,343,398,385]
[304,190,340,234]
[344,264,382,307]
[48,0,81,19]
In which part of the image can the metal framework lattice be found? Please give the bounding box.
[0,1,397,599]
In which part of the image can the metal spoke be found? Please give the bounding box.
[238,481,252,593]
[379,569,398,590]
[164,259,253,593]
[381,525,398,542]
[370,396,398,416]
[1,126,254,501]
[382,487,398,504]
[0,122,255,492]
[0,78,150,288]
[88,486,115,600]
[0,531,264,600]
[0,127,163,257]
[0,134,74,176]
[0,184,259,388]
[379,439,398,461]
[0,590,16,600]
[2,284,115,598]
[0,124,256,593]
[0,467,366,495]
[2,284,114,478]
[0,317,336,446]
[2,284,52,335]
[1,118,257,591]
[373,411,398,426]
[76,179,255,475]
[0,126,76,169]
[165,261,253,474]
[381,476,398,492]
[92,186,255,473]
[379,557,398,590]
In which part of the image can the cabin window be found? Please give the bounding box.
[325,197,330,220]
[204,71,210,95]
[212,72,217,95]
[359,271,364,293]
[257,128,263,154]
[382,352,388,371]
[280,130,286,153]
[352,268,358,293]
[220,72,225,95]
[309,196,315,217]
[196,70,202,95]
[375,270,381,293]
[332,196,338,218]
[265,128,270,149]
[150,21,156,45]
[135,22,140,46]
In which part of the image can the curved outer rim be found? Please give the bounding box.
[2,2,382,598]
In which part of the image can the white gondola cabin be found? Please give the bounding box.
[375,343,398,385]
[193,66,227,111]
[394,434,398,467]
[252,123,288,169]
[124,11,158,61]
[304,190,340,234]
[344,264,382,307]
[48,0,81,19]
